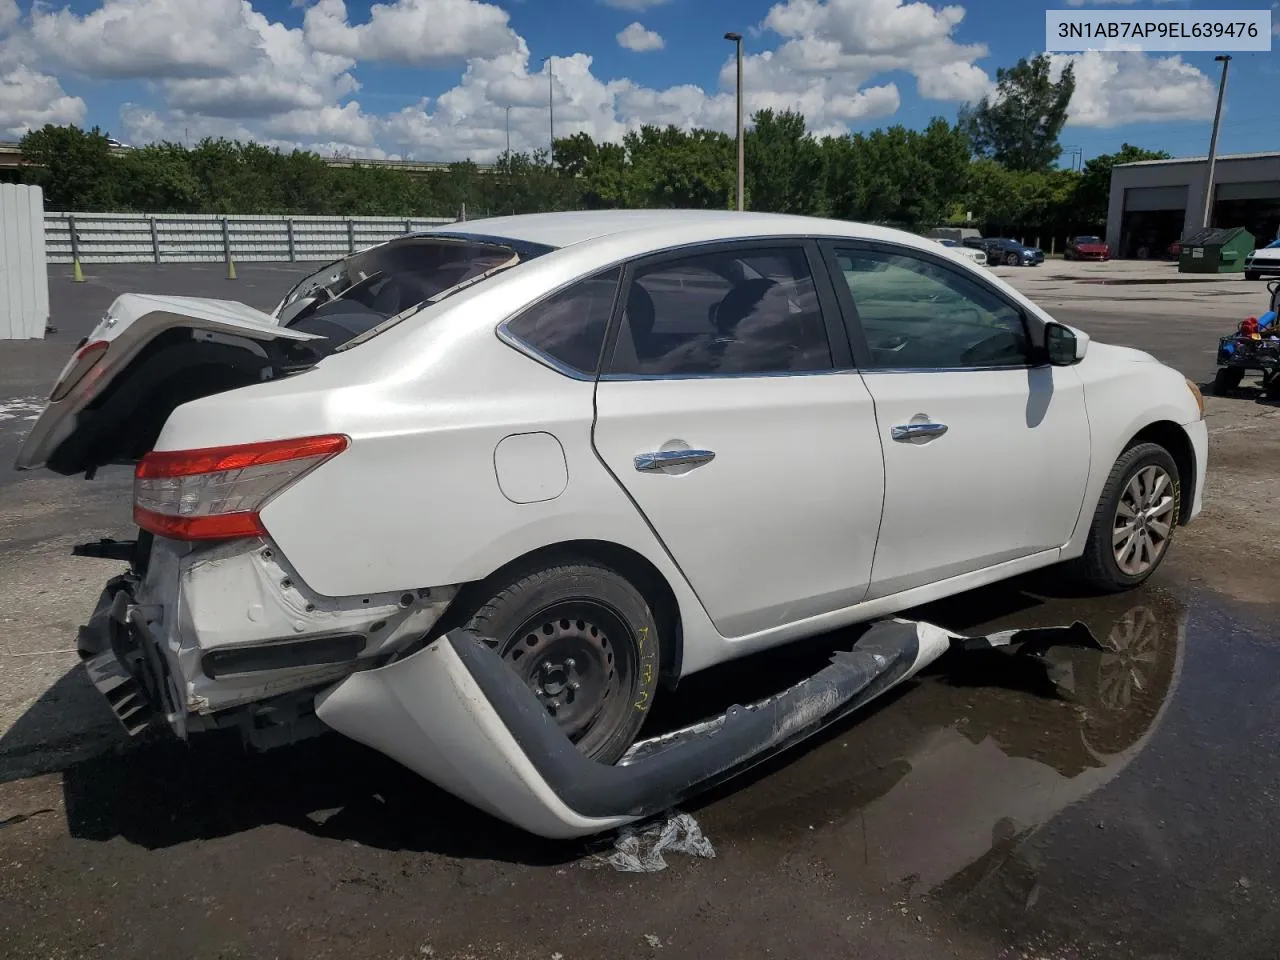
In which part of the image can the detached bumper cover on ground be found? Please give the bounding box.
[79,558,1095,840]
[316,619,1093,839]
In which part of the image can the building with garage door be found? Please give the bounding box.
[1105,152,1280,259]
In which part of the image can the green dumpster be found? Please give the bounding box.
[1178,226,1255,274]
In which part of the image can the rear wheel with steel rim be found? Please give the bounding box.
[1072,442,1181,592]
[461,561,661,763]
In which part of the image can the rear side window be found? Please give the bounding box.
[607,247,833,377]
[503,268,622,376]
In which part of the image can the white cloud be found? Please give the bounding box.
[1052,50,1215,128]
[4,0,1219,166]
[303,0,520,66]
[761,0,993,101]
[0,0,19,35]
[617,22,664,52]
[600,0,672,9]
[0,64,87,136]
[0,2,88,136]
[30,0,264,79]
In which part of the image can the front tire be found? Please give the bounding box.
[1005,252,1020,266]
[461,561,660,764]
[1245,270,1260,281]
[1073,443,1181,593]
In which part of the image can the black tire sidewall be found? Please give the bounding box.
[1213,367,1243,395]
[1085,443,1181,591]
[462,563,660,764]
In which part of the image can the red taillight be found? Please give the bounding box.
[133,434,348,541]
[50,340,109,402]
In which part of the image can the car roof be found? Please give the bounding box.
[416,209,939,254]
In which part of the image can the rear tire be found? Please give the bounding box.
[1213,367,1244,396]
[1071,443,1181,593]
[461,561,660,764]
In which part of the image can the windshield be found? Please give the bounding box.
[277,236,538,356]
[1075,236,1101,244]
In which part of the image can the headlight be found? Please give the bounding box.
[1185,378,1205,419]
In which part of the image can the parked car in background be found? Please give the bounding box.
[933,237,988,267]
[15,210,1207,837]
[1244,239,1280,281]
[965,237,1045,267]
[1065,236,1111,261]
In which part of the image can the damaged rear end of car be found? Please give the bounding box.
[17,231,541,748]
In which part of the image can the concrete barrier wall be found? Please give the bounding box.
[44,212,458,265]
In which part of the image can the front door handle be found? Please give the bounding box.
[634,449,716,472]
[891,421,949,444]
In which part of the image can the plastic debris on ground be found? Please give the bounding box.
[603,811,716,873]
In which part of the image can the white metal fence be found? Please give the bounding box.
[1,184,49,339]
[44,212,458,265]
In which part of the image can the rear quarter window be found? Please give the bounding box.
[502,267,622,376]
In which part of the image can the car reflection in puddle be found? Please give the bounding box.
[702,589,1187,902]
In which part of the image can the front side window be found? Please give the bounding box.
[607,247,833,377]
[503,267,622,376]
[832,246,1030,370]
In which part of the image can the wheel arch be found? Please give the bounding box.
[434,538,684,688]
[1123,420,1196,526]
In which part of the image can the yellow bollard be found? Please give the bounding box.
[72,258,85,282]
[226,259,237,280]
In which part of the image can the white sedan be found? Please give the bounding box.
[16,210,1207,837]
[933,237,988,266]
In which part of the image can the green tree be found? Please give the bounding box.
[961,54,1075,173]
[745,109,823,215]
[19,124,121,209]
[622,125,732,209]
[1073,143,1171,226]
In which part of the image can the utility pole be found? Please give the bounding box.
[1201,55,1231,229]
[505,105,511,160]
[724,32,744,211]
[541,56,556,167]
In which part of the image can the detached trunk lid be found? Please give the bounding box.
[15,293,323,476]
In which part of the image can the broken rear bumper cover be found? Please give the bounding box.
[79,545,1096,840]
[78,536,458,741]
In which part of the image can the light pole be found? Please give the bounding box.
[505,105,511,160]
[541,55,556,167]
[724,31,744,212]
[1201,54,1231,229]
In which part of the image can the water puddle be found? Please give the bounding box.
[695,584,1280,958]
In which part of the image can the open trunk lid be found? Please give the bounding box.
[15,294,323,476]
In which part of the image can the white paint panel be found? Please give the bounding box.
[0,184,49,339]
[863,366,1091,597]
[592,373,886,638]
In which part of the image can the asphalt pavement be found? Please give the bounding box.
[1,258,1278,960]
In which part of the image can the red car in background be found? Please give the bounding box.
[1065,235,1111,261]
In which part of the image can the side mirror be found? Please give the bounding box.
[1045,323,1083,366]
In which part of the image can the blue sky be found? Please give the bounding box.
[0,0,1275,164]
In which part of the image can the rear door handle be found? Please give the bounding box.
[634,449,716,472]
[891,422,949,444]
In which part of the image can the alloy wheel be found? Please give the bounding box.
[1112,465,1176,576]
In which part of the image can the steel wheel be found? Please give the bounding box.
[501,600,635,757]
[1112,465,1176,576]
